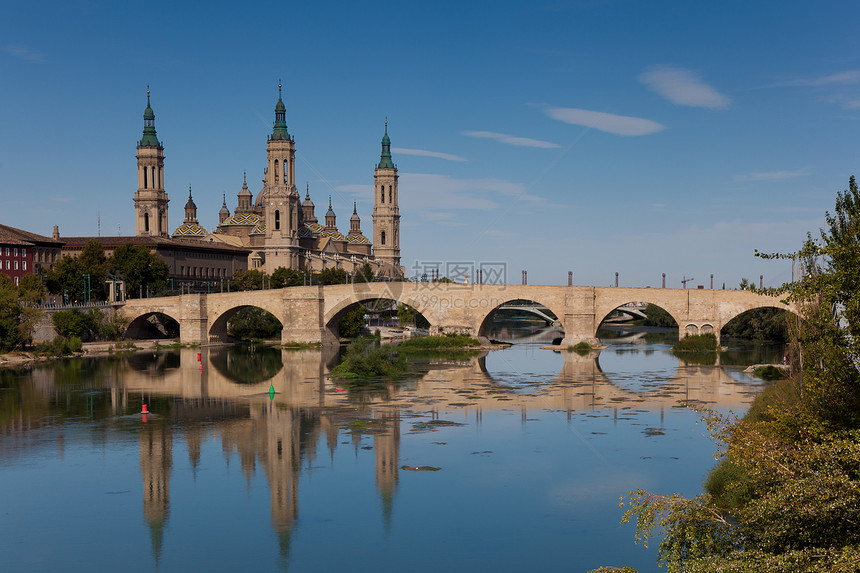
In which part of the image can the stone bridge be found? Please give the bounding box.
[120,283,795,346]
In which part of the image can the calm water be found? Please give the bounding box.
[0,332,782,572]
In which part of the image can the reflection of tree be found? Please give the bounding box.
[209,345,284,384]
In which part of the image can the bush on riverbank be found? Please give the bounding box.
[396,334,480,349]
[673,333,719,352]
[331,338,406,380]
[34,336,83,356]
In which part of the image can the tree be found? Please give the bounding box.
[271,267,302,288]
[227,307,282,340]
[0,275,22,351]
[317,267,347,285]
[78,240,108,300]
[353,262,375,283]
[595,177,860,572]
[108,243,169,298]
[231,269,264,291]
[643,304,677,327]
[339,305,366,338]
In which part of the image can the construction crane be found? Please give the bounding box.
[681,276,695,289]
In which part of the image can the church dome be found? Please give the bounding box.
[173,223,207,238]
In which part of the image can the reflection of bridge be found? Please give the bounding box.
[120,283,795,347]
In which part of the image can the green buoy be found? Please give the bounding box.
[269,384,275,400]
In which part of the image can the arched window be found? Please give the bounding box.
[274,160,280,182]
[381,187,385,203]
[152,166,156,188]
[284,161,288,184]
[275,209,281,230]
[389,186,392,203]
[144,212,150,232]
[381,230,386,245]
[143,167,148,189]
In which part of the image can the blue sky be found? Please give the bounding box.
[3,0,859,287]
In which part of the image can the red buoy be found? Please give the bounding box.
[141,404,149,414]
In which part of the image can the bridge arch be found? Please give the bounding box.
[594,300,683,334]
[478,297,566,344]
[208,304,284,343]
[125,311,181,339]
[325,295,432,341]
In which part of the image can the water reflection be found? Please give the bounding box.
[0,341,778,572]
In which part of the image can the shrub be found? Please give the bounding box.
[673,333,718,352]
[332,338,406,379]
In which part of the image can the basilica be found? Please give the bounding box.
[134,86,402,278]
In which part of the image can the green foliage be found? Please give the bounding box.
[317,267,347,285]
[673,333,719,352]
[607,178,860,572]
[52,310,93,339]
[231,269,264,291]
[227,307,282,340]
[739,277,757,291]
[331,337,406,379]
[643,304,678,327]
[271,267,302,288]
[338,305,366,338]
[722,307,789,342]
[753,365,786,381]
[568,341,592,355]
[34,335,83,356]
[397,334,480,349]
[109,243,169,297]
[353,262,375,283]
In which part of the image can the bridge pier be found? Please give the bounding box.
[280,286,339,346]
[179,294,209,345]
[559,288,601,348]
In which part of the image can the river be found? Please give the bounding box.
[0,326,783,572]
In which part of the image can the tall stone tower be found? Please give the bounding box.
[262,84,300,269]
[372,121,401,273]
[134,88,169,237]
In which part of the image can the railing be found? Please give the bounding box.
[36,300,119,310]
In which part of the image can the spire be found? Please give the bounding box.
[139,86,160,147]
[305,182,310,201]
[378,119,394,169]
[184,185,196,210]
[351,202,360,221]
[219,193,230,219]
[271,81,289,141]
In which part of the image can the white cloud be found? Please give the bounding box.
[398,173,547,222]
[391,147,467,162]
[793,70,860,87]
[3,46,44,62]
[639,65,730,109]
[462,131,560,149]
[545,107,666,136]
[733,169,811,183]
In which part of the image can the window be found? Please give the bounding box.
[381,187,385,203]
[275,210,280,230]
[14,261,18,270]
[5,261,8,270]
[21,248,26,257]
[180,265,184,276]
[274,160,279,182]
[144,212,150,232]
[22,261,27,271]
[143,167,148,189]
[13,248,17,257]
[14,277,18,287]
[389,186,392,203]
[5,248,9,256]
[381,231,386,245]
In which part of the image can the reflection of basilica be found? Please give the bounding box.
[136,397,403,565]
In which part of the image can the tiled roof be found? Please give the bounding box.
[0,224,63,247]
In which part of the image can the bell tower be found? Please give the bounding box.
[262,82,300,269]
[134,88,169,237]
[372,120,401,274]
